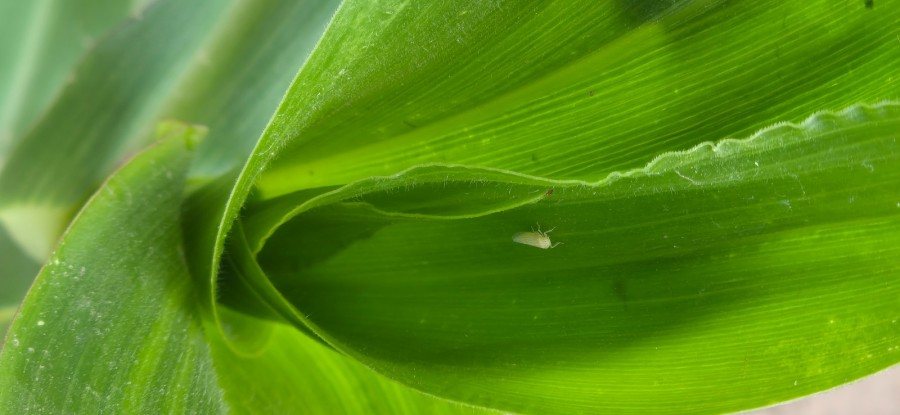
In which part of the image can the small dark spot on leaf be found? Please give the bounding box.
[545,188,554,197]
[589,90,595,97]
[613,279,628,310]
[865,0,874,8]
[308,170,315,176]
[531,153,539,162]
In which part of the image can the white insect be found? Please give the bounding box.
[512,223,561,249]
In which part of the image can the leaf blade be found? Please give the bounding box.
[0,124,226,413]
[247,102,900,414]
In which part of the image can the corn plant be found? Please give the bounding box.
[1,1,898,413]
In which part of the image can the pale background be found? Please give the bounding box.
[744,365,900,415]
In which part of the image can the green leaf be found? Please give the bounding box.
[0,0,234,268]
[0,0,233,209]
[201,1,900,413]
[0,0,342,258]
[252,0,900,195]
[0,225,39,334]
[0,0,154,161]
[0,0,342,329]
[4,0,900,414]
[232,102,900,414]
[162,0,343,178]
[0,123,480,414]
[0,124,226,413]
[210,309,495,415]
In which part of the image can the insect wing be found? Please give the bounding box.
[512,231,551,249]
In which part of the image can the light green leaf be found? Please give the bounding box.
[0,0,232,210]
[0,0,235,269]
[0,0,342,258]
[0,225,39,334]
[0,0,341,330]
[200,1,900,414]
[232,102,900,414]
[3,0,900,414]
[163,0,343,178]
[0,123,478,414]
[0,0,154,162]
[0,124,225,413]
[210,309,496,415]
[253,0,899,195]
